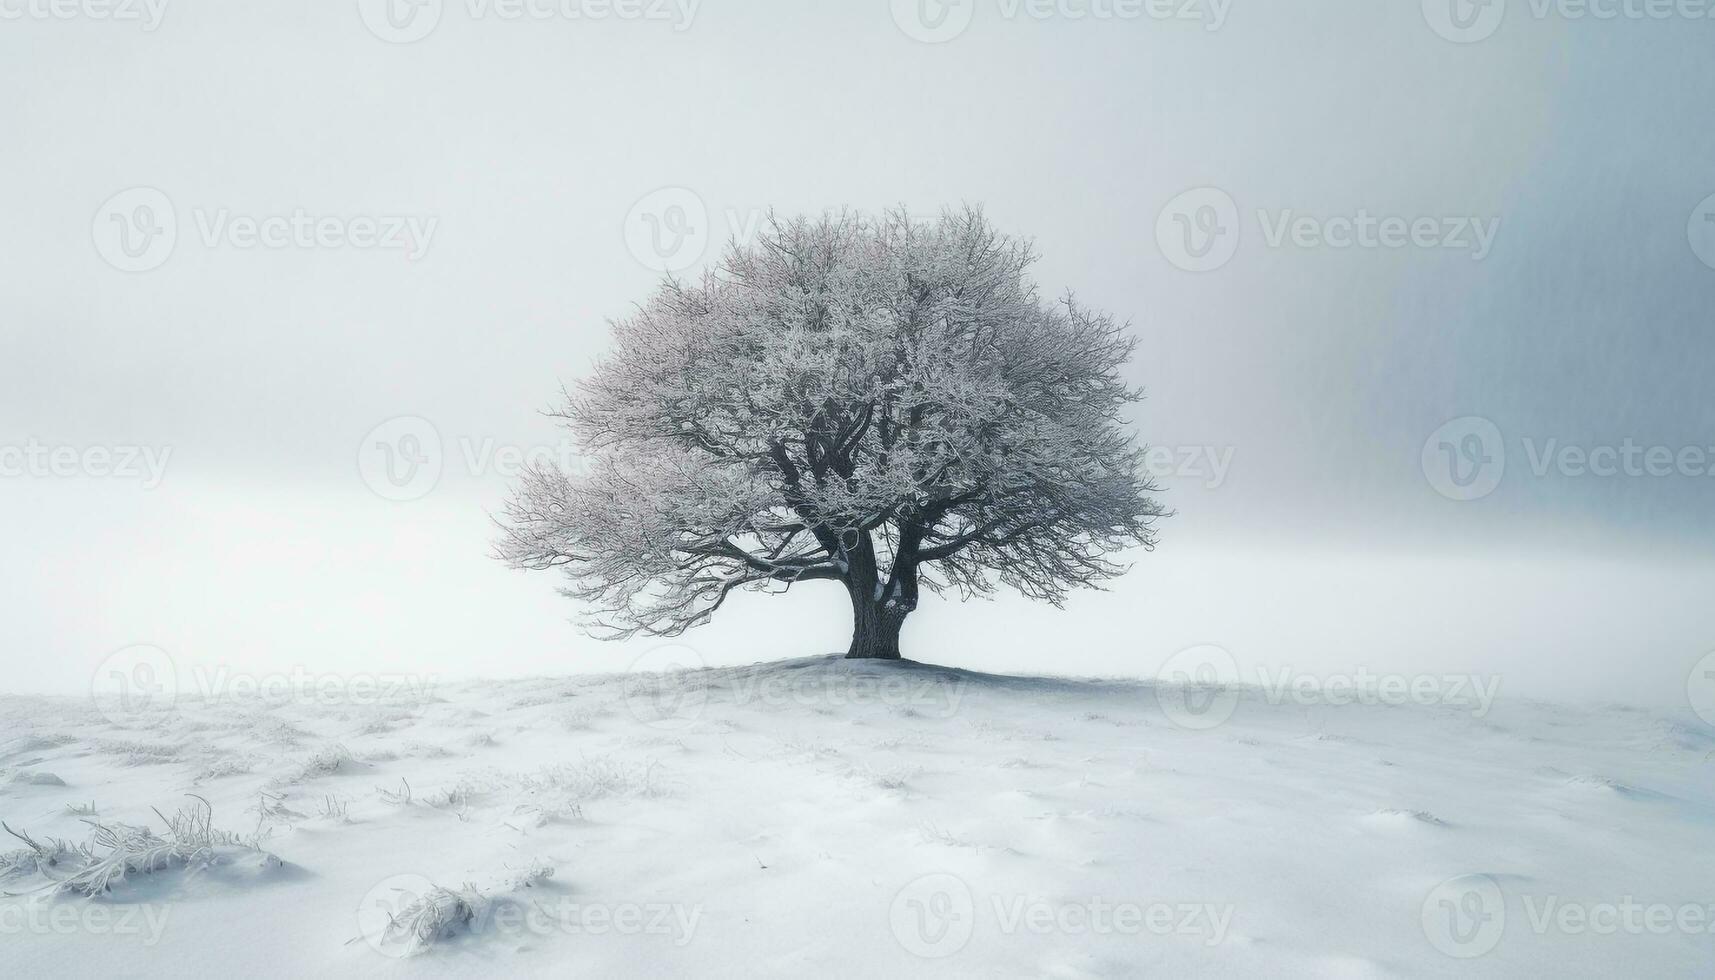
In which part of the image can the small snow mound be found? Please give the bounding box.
[1644,721,1715,754]
[1307,954,1402,978]
[365,882,479,957]
[1364,808,1448,827]
[355,859,558,958]
[1,734,75,758]
[1563,774,1674,804]
[271,744,362,786]
[251,719,312,745]
[94,738,184,766]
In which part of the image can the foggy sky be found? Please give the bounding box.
[3,1,1712,707]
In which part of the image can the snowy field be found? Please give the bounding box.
[3,654,1713,978]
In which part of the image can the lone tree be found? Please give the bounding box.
[495,209,1165,660]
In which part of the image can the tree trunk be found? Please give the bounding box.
[841,534,918,660]
[845,593,909,660]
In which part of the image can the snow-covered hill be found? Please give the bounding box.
[3,655,1712,978]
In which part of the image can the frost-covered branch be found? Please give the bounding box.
[495,207,1167,648]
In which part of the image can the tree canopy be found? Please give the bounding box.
[495,208,1166,658]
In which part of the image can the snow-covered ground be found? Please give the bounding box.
[3,655,1713,978]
